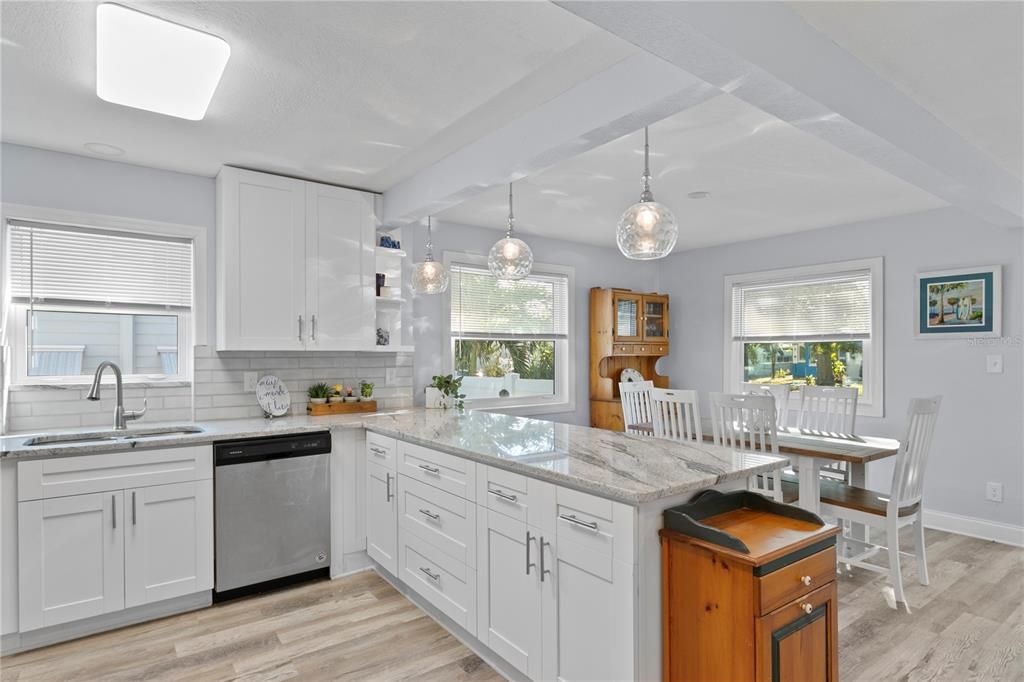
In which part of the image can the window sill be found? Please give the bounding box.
[473,399,576,418]
[10,379,191,391]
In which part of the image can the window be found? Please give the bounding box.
[444,254,574,414]
[6,220,193,384]
[724,258,883,417]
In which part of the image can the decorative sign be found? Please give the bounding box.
[256,375,291,417]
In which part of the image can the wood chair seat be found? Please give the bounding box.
[778,478,919,517]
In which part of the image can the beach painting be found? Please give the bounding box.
[916,266,1001,338]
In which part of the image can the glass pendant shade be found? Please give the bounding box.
[411,217,449,294]
[617,126,678,260]
[488,183,533,280]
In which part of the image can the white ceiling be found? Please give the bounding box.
[437,93,946,250]
[0,1,635,190]
[790,1,1023,178]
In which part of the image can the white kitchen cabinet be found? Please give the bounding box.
[217,166,378,351]
[18,492,125,631]
[366,459,398,575]
[125,481,214,608]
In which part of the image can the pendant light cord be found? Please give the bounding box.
[506,183,515,238]
[424,216,434,262]
[640,126,654,203]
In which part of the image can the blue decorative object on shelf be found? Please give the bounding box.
[379,235,402,250]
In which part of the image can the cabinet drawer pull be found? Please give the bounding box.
[540,536,551,582]
[385,473,393,502]
[298,315,303,342]
[132,491,137,526]
[800,602,814,614]
[800,575,812,586]
[419,566,440,582]
[311,314,317,341]
[526,531,536,575]
[418,464,440,475]
[488,489,518,503]
[369,446,388,457]
[111,494,116,529]
[559,513,598,531]
[418,508,440,521]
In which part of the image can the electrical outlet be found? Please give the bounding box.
[986,355,1004,373]
[243,371,258,392]
[985,482,1004,503]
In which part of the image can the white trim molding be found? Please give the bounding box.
[924,508,1024,547]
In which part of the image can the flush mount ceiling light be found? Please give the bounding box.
[96,3,230,120]
[411,217,450,295]
[488,182,533,281]
[616,126,678,260]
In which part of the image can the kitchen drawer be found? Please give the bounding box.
[611,343,634,356]
[399,528,476,635]
[758,546,836,615]
[398,441,475,502]
[18,446,212,501]
[554,486,634,564]
[399,474,476,568]
[366,432,397,470]
[477,465,553,528]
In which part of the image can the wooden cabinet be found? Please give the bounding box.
[661,491,840,682]
[612,291,669,343]
[217,166,377,351]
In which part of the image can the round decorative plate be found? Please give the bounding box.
[256,375,291,417]
[621,368,644,383]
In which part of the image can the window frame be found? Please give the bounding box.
[2,203,206,388]
[441,252,576,416]
[723,257,884,418]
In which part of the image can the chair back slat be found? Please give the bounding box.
[742,382,792,430]
[796,385,858,434]
[650,388,702,443]
[892,397,942,510]
[619,380,654,433]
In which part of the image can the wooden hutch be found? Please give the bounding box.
[589,287,670,431]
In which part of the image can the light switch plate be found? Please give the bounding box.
[243,371,258,392]
[986,482,1004,503]
[986,355,1003,373]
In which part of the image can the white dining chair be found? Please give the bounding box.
[819,397,941,612]
[619,380,654,435]
[650,388,702,443]
[709,392,782,501]
[796,385,859,482]
[742,382,792,430]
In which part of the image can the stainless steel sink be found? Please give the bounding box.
[24,425,205,446]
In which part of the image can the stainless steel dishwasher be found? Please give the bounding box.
[214,431,331,600]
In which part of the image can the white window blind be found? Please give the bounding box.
[8,220,193,309]
[450,262,569,339]
[731,269,871,341]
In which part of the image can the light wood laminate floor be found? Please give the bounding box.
[2,528,1021,681]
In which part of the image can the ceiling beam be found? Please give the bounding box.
[381,52,716,225]
[557,1,1023,228]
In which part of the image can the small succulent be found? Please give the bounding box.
[360,380,374,398]
[307,382,331,400]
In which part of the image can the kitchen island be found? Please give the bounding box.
[1,408,787,679]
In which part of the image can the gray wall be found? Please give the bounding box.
[658,206,1023,528]
[410,220,661,426]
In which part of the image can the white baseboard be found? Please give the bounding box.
[923,508,1024,547]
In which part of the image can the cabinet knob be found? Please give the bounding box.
[800,602,813,614]
[800,575,813,586]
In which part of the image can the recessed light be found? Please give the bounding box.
[83,142,125,156]
[96,3,230,121]
[687,191,711,200]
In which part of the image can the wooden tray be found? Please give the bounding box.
[307,400,377,415]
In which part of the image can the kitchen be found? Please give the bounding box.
[0,1,1022,681]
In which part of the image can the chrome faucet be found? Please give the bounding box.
[86,361,147,430]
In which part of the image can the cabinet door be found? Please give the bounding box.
[755,582,838,682]
[366,460,397,575]
[125,481,213,608]
[612,292,642,342]
[217,167,307,351]
[541,534,634,682]
[305,182,377,349]
[18,492,124,631]
[477,509,543,679]
[641,294,669,342]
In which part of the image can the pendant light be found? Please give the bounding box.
[616,126,678,260]
[411,216,449,294]
[488,182,533,280]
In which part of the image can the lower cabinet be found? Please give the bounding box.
[755,582,839,682]
[366,459,397,575]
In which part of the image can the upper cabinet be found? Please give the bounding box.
[612,290,669,343]
[216,167,377,351]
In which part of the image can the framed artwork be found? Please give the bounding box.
[916,265,1001,338]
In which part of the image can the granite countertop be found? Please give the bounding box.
[0,408,789,505]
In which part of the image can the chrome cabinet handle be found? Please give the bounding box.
[111,494,116,529]
[418,464,440,475]
[297,315,303,342]
[385,473,393,502]
[540,536,551,582]
[419,508,440,521]
[559,513,598,531]
[420,566,440,582]
[311,314,317,341]
[369,446,388,457]
[800,602,814,615]
[526,531,536,576]
[132,491,137,526]
[488,488,518,503]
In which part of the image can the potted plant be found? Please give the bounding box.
[430,374,465,409]
[308,382,331,405]
[329,384,345,403]
[360,380,375,400]
[344,386,358,403]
